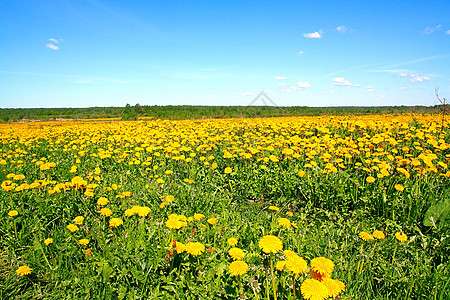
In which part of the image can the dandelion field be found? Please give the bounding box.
[1,114,449,299]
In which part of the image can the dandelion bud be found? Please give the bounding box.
[207,247,212,253]
[86,249,92,256]
[193,228,197,234]
[170,249,174,256]
[222,226,225,232]
[165,254,170,261]
[172,240,177,247]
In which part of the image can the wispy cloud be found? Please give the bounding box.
[332,77,360,87]
[423,25,442,34]
[46,43,59,50]
[297,51,304,56]
[274,76,288,80]
[398,73,431,82]
[366,86,374,92]
[377,54,448,70]
[335,26,347,33]
[46,38,62,50]
[297,81,311,89]
[446,30,450,35]
[303,30,323,39]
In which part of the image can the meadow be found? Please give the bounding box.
[0,114,449,299]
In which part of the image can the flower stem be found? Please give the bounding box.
[270,253,277,300]
[293,274,296,300]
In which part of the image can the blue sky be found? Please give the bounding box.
[1,0,449,108]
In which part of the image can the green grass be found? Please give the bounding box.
[0,114,449,299]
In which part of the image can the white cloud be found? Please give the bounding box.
[238,92,252,96]
[423,25,442,34]
[278,83,286,87]
[274,76,288,80]
[46,43,59,50]
[297,51,304,56]
[400,87,406,90]
[297,81,311,89]
[332,77,360,87]
[446,30,450,35]
[49,38,59,44]
[335,26,347,33]
[366,86,374,92]
[303,30,323,38]
[398,73,431,82]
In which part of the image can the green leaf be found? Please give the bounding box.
[423,197,450,227]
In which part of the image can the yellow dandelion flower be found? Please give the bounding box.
[228,247,246,260]
[286,255,308,274]
[165,218,183,230]
[109,217,123,228]
[78,239,89,246]
[44,238,53,245]
[322,278,345,298]
[227,237,238,246]
[73,216,84,225]
[67,224,79,232]
[278,217,291,228]
[8,210,18,217]
[97,197,109,206]
[301,278,330,300]
[310,257,334,277]
[366,176,376,183]
[286,211,294,217]
[359,231,373,241]
[165,195,175,202]
[194,213,205,220]
[394,184,404,191]
[16,265,32,276]
[100,208,113,217]
[174,241,185,254]
[207,217,218,225]
[224,167,232,174]
[395,232,408,242]
[124,208,134,217]
[283,250,297,259]
[275,260,286,271]
[185,242,205,256]
[269,205,279,211]
[373,230,385,239]
[258,235,283,254]
[229,260,249,276]
[136,206,151,217]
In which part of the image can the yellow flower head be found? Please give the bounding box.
[136,206,151,217]
[194,213,205,220]
[165,195,175,202]
[310,257,334,277]
[228,247,246,260]
[275,260,286,271]
[301,279,330,300]
[174,241,186,254]
[73,216,84,225]
[373,230,385,240]
[322,278,345,298]
[100,208,113,217]
[269,205,279,211]
[8,210,18,217]
[366,176,376,183]
[109,217,123,228]
[207,217,218,225]
[185,242,205,256]
[224,167,232,174]
[67,224,79,232]
[286,255,308,275]
[78,239,89,246]
[44,238,53,245]
[277,218,291,228]
[258,235,283,254]
[97,197,109,206]
[395,232,408,242]
[359,231,373,242]
[16,265,32,276]
[229,260,249,276]
[227,237,238,246]
[165,218,183,230]
[394,184,404,192]
[283,250,298,259]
